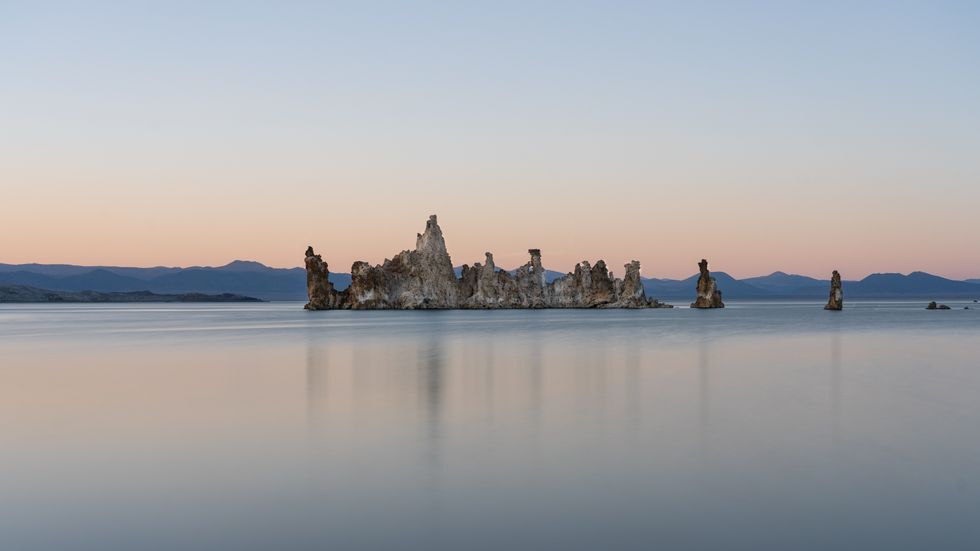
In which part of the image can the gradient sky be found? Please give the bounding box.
[2,1,979,279]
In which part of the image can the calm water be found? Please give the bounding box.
[1,301,979,550]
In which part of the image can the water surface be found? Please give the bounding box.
[2,302,979,550]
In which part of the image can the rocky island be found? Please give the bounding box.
[305,215,672,310]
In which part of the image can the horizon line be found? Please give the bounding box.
[1,259,977,283]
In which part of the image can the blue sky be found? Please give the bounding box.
[2,1,979,277]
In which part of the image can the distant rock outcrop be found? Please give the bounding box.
[824,270,843,310]
[690,259,724,309]
[926,301,951,310]
[306,215,672,310]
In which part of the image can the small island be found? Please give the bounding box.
[0,285,261,303]
[306,215,672,310]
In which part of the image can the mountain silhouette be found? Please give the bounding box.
[0,262,307,300]
[642,271,775,299]
[846,272,980,297]
[742,271,827,294]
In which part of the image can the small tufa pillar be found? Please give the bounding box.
[304,246,333,310]
[690,259,724,308]
[824,270,843,310]
[528,249,546,288]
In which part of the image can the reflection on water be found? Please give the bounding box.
[1,303,980,550]
[698,336,710,457]
[831,329,842,445]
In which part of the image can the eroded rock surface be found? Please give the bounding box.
[825,270,843,311]
[459,252,522,308]
[306,215,672,310]
[346,215,459,309]
[304,246,348,310]
[690,259,724,309]
[616,260,660,308]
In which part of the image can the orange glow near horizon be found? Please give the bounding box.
[3,4,979,281]
[2,185,977,281]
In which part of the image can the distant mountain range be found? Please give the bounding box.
[642,270,980,299]
[0,260,308,301]
[2,262,979,301]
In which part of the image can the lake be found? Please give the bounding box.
[1,301,979,550]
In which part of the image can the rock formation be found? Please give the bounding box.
[824,270,843,310]
[304,246,347,310]
[926,301,951,310]
[616,260,652,308]
[346,215,459,309]
[306,215,672,310]
[690,259,724,309]
[510,249,549,308]
[458,252,522,308]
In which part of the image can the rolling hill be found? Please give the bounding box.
[845,272,980,298]
[741,271,827,294]
[642,272,778,299]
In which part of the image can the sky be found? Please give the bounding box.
[2,1,979,279]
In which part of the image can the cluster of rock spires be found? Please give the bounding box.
[306,214,872,312]
[305,215,671,310]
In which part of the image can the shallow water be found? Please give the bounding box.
[2,301,979,550]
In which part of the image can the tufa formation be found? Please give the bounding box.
[304,246,346,310]
[305,215,672,310]
[824,270,843,310]
[690,259,724,309]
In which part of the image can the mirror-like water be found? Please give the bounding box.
[2,302,979,550]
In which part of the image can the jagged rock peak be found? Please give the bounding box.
[378,214,458,308]
[619,260,645,302]
[416,214,449,257]
[824,270,843,310]
[528,249,543,270]
[528,248,546,287]
[304,246,329,310]
[690,258,724,309]
[304,246,347,310]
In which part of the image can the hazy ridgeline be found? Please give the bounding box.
[3,261,979,302]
